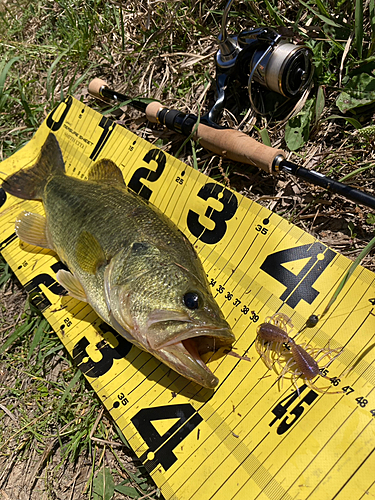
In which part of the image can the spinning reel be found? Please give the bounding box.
[88,1,375,210]
[207,0,314,124]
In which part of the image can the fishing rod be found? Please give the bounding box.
[88,78,375,210]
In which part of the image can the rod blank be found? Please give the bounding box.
[88,78,375,210]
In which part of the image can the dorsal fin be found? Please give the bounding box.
[2,133,65,200]
[87,159,125,186]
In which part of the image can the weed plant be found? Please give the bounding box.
[0,0,375,498]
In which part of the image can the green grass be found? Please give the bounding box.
[0,260,157,499]
[1,0,375,498]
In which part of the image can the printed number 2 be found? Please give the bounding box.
[128,149,166,200]
[131,404,203,472]
[187,183,238,244]
[261,242,336,308]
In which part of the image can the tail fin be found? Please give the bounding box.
[2,133,65,200]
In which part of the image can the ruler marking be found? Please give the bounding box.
[166,166,198,225]
[206,435,271,500]
[257,403,357,500]
[209,198,259,281]
[331,445,375,500]
[279,383,375,499]
[305,415,375,500]
[2,97,375,500]
[157,358,277,493]
[153,155,180,208]
[169,356,310,496]
[251,377,375,498]
[358,478,375,500]
[175,170,203,231]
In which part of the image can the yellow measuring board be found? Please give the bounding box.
[1,96,375,500]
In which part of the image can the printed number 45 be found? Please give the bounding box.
[269,385,318,435]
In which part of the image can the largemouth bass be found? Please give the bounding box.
[2,133,234,388]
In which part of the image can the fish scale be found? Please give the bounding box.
[2,98,375,500]
[2,133,234,389]
[44,176,191,269]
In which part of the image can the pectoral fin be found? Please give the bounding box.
[76,231,106,274]
[15,211,53,249]
[56,269,87,302]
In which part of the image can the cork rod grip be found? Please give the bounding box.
[145,103,284,173]
[194,123,285,174]
[88,78,107,99]
[88,79,285,174]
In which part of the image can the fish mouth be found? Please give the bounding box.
[108,303,234,387]
[153,327,235,389]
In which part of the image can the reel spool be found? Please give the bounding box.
[207,0,314,123]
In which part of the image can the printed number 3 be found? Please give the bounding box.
[187,183,238,244]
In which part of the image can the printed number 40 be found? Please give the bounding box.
[261,242,336,308]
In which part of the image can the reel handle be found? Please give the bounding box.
[88,78,285,173]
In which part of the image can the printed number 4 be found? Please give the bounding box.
[131,404,203,472]
[261,242,336,308]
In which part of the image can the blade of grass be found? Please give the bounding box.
[0,317,37,354]
[315,86,325,122]
[254,125,272,147]
[370,0,375,55]
[176,105,201,159]
[119,1,126,51]
[355,0,364,58]
[314,0,330,17]
[27,318,49,360]
[339,31,355,87]
[0,56,20,96]
[324,114,362,129]
[68,66,94,95]
[114,483,141,498]
[0,56,20,111]
[0,261,12,286]
[57,369,82,412]
[339,163,375,182]
[17,77,39,128]
[46,41,78,102]
[321,234,375,317]
[0,409,52,452]
[113,423,130,448]
[93,467,115,500]
[43,343,66,357]
[263,0,285,25]
[298,0,343,27]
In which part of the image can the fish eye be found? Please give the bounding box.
[183,292,199,310]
